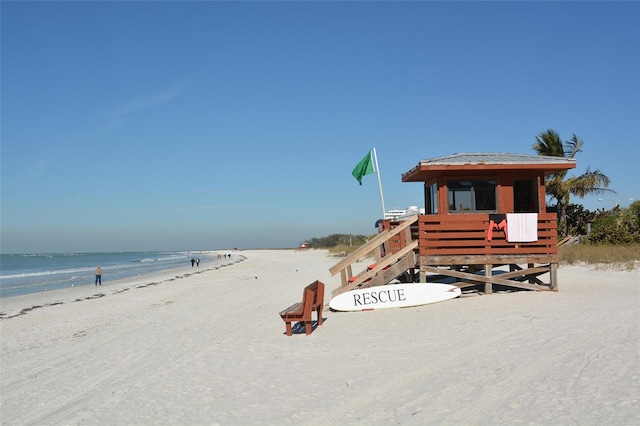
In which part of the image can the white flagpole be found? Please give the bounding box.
[372,147,386,218]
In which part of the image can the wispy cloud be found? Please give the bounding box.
[15,158,52,182]
[156,205,244,211]
[120,205,244,212]
[100,83,188,133]
[107,84,187,118]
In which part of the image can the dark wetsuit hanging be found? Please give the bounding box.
[487,214,508,241]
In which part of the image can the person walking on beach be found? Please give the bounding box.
[95,266,102,286]
[191,258,195,267]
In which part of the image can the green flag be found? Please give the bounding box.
[352,150,375,185]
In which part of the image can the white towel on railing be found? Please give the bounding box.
[506,213,538,242]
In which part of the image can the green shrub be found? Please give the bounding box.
[586,207,640,245]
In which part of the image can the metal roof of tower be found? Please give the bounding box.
[402,152,576,182]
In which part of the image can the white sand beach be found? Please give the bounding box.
[1,249,638,425]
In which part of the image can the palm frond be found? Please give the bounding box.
[564,134,584,159]
[567,167,615,198]
[533,129,564,157]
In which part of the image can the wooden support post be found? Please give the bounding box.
[404,227,412,249]
[528,263,535,284]
[550,263,558,291]
[381,240,390,260]
[419,270,426,283]
[485,264,493,294]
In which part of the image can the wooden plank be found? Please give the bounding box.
[485,264,492,294]
[422,235,556,243]
[421,224,486,231]
[329,215,417,276]
[329,229,392,276]
[342,243,417,293]
[496,266,550,280]
[420,254,557,265]
[404,226,412,246]
[550,263,558,290]
[358,255,416,290]
[372,240,418,271]
[279,303,303,316]
[415,212,559,292]
[421,266,551,291]
[419,247,557,257]
[422,232,488,240]
[557,236,572,247]
[421,240,490,247]
[430,244,556,251]
[332,241,418,296]
[339,269,347,288]
[381,253,416,282]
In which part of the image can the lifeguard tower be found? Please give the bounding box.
[330,152,576,296]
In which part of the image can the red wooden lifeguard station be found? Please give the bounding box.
[330,152,576,296]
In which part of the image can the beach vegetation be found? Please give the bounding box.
[564,203,596,236]
[323,244,376,257]
[306,234,372,254]
[585,204,640,245]
[559,243,640,269]
[533,129,614,236]
[560,201,640,268]
[564,201,640,245]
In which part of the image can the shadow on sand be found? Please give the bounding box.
[286,318,327,336]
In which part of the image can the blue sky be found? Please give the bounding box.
[1,1,638,253]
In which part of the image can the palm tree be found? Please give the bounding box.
[532,129,615,236]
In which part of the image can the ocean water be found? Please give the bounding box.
[0,251,219,298]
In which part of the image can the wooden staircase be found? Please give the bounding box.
[329,215,419,297]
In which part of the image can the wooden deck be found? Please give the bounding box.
[330,214,559,297]
[416,213,558,257]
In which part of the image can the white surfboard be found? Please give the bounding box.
[329,283,461,312]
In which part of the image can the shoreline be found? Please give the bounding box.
[0,250,223,299]
[0,252,246,319]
